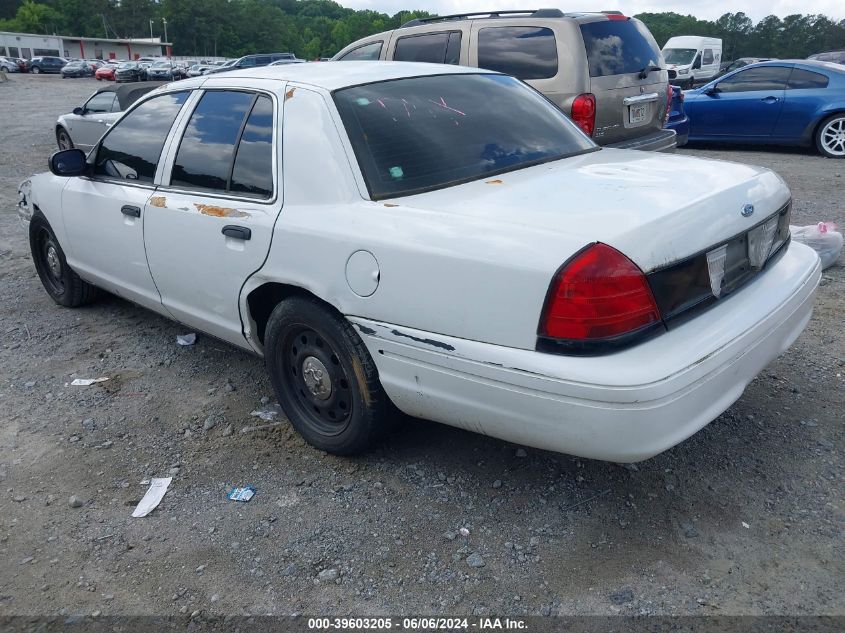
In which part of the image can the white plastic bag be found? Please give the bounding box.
[790,222,843,270]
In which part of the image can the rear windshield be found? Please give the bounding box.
[579,19,662,78]
[333,73,596,200]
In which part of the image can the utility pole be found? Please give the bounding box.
[101,14,108,39]
[162,18,168,45]
[149,19,154,39]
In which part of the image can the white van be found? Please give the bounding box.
[662,36,722,88]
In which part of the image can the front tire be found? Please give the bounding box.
[29,216,97,307]
[31,66,40,74]
[265,296,393,455]
[815,114,845,158]
[56,127,73,150]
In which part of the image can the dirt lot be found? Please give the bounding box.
[0,74,843,619]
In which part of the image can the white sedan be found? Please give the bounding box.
[17,62,821,461]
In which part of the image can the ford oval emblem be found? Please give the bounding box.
[741,204,754,217]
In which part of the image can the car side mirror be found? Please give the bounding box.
[705,85,720,96]
[73,107,84,115]
[49,149,87,177]
[693,58,702,70]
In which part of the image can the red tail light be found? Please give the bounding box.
[571,93,596,137]
[540,243,661,341]
[665,83,673,123]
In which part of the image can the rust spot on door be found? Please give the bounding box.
[149,195,166,208]
[485,179,503,185]
[285,87,296,101]
[194,203,250,218]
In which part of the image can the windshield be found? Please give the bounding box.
[662,48,697,65]
[152,61,170,68]
[119,62,136,69]
[334,73,596,200]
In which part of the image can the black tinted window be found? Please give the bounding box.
[334,74,594,200]
[171,91,256,192]
[580,19,661,78]
[255,56,271,65]
[787,68,829,89]
[230,96,274,198]
[478,27,557,80]
[702,49,714,64]
[339,42,383,61]
[718,67,791,92]
[394,32,461,65]
[94,91,188,183]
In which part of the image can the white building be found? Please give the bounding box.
[0,31,172,60]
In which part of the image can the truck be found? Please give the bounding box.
[662,36,722,88]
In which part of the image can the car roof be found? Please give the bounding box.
[181,61,493,91]
[753,59,844,73]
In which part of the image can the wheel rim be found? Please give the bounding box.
[282,326,352,435]
[57,130,72,150]
[820,118,845,156]
[32,67,39,74]
[37,228,65,295]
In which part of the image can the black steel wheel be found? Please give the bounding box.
[29,215,97,307]
[265,296,395,454]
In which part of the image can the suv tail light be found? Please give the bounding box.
[571,93,596,136]
[665,83,673,124]
[539,243,662,343]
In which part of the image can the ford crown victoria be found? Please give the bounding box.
[17,63,820,461]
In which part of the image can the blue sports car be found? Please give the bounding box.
[684,60,845,158]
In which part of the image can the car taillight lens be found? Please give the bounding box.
[665,84,673,123]
[540,243,661,341]
[571,93,596,137]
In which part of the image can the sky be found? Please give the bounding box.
[337,0,844,24]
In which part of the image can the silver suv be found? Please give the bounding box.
[333,9,676,151]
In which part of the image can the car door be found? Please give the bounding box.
[68,91,118,151]
[143,86,282,346]
[689,66,791,138]
[61,90,190,311]
[774,67,831,141]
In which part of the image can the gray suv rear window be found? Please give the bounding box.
[394,32,461,65]
[579,19,661,78]
[477,27,557,80]
[334,73,594,199]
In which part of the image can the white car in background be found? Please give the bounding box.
[18,63,820,462]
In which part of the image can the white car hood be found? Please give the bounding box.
[391,148,790,272]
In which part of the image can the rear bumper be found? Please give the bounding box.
[605,128,677,152]
[350,242,820,462]
[666,116,690,147]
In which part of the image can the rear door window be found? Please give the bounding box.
[702,49,714,64]
[170,91,275,198]
[93,91,188,183]
[579,19,661,78]
[230,96,274,198]
[393,32,461,65]
[338,41,383,61]
[787,68,829,89]
[477,27,557,80]
[717,67,791,93]
[170,91,256,192]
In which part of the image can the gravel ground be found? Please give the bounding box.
[0,74,843,619]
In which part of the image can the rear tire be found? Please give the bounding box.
[264,296,394,455]
[815,113,845,158]
[31,66,40,74]
[29,215,97,307]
